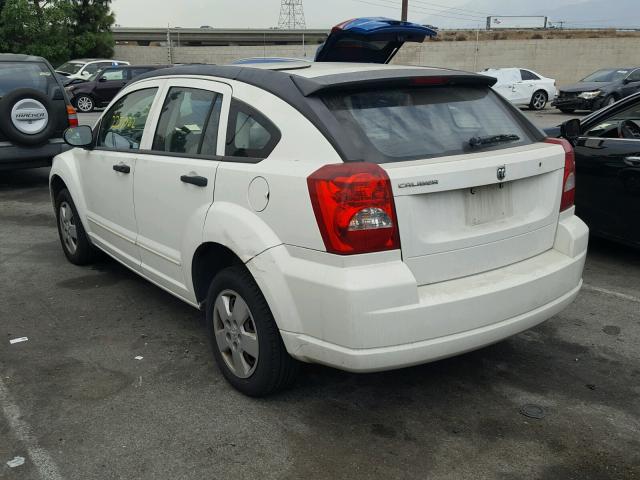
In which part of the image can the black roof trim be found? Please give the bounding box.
[292,69,497,96]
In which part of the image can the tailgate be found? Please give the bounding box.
[382,143,565,285]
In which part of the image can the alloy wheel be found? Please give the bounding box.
[76,96,93,112]
[213,289,259,379]
[59,201,78,255]
[532,92,547,110]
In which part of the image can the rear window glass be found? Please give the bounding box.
[322,86,534,162]
[0,62,57,98]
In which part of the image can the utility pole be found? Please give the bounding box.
[401,0,408,21]
[278,0,306,30]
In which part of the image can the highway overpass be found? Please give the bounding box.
[113,27,329,46]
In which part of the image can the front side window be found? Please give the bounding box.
[520,70,540,81]
[98,88,158,150]
[101,69,126,81]
[586,102,640,138]
[152,87,223,155]
[322,86,534,163]
[627,70,640,82]
[225,99,280,159]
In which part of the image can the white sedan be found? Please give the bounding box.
[480,68,557,110]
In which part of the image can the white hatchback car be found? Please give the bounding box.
[51,59,588,396]
[480,68,557,111]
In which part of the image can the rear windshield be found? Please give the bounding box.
[0,62,58,98]
[57,62,84,75]
[322,86,534,162]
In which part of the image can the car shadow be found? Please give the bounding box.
[0,166,51,191]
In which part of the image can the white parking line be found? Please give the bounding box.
[583,283,640,304]
[0,377,64,480]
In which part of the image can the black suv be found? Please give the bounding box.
[66,64,170,112]
[0,54,76,170]
[553,67,640,113]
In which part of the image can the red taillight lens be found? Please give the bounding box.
[307,162,400,255]
[545,138,575,211]
[67,104,78,127]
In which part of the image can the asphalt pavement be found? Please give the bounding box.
[0,108,638,480]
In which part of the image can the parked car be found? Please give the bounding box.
[0,54,77,171]
[480,68,557,110]
[51,18,587,396]
[552,67,640,113]
[547,92,640,247]
[66,64,171,112]
[56,58,130,81]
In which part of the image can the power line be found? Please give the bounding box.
[346,0,486,22]
[410,0,494,17]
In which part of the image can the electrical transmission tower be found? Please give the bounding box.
[278,0,306,30]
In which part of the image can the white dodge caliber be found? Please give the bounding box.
[50,20,588,396]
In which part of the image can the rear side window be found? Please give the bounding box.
[0,62,57,98]
[98,88,158,150]
[225,99,280,159]
[152,87,223,156]
[101,69,126,81]
[520,70,540,81]
[322,86,535,162]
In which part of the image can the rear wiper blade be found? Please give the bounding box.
[468,134,520,148]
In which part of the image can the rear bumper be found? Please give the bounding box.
[0,139,68,170]
[249,212,588,373]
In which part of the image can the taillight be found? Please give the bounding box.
[307,162,400,255]
[67,104,78,127]
[545,138,575,211]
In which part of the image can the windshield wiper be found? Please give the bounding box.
[468,134,520,148]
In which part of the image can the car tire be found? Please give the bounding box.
[55,188,97,265]
[74,95,95,113]
[529,90,548,110]
[206,265,299,397]
[559,108,575,114]
[0,88,57,146]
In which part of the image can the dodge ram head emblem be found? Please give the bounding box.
[497,165,506,181]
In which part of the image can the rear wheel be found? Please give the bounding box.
[529,90,548,110]
[206,265,299,397]
[75,95,94,113]
[55,189,96,265]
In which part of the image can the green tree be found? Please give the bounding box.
[0,0,72,65]
[68,0,115,59]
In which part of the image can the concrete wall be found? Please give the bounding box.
[115,37,640,86]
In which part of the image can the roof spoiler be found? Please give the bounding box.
[292,69,498,96]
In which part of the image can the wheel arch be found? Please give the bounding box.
[191,242,245,306]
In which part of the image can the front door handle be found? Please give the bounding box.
[624,156,640,166]
[113,163,131,174]
[180,174,208,187]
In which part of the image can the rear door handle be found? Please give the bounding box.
[113,163,131,174]
[624,156,640,166]
[180,174,208,187]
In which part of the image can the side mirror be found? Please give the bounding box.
[81,71,90,77]
[560,118,581,141]
[623,78,632,84]
[64,126,94,149]
[98,76,108,82]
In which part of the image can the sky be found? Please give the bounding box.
[110,0,590,29]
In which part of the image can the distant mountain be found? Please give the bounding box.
[422,0,640,29]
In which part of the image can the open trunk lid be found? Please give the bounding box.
[315,17,437,64]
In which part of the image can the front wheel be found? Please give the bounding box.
[529,90,548,110]
[206,265,299,396]
[75,95,94,113]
